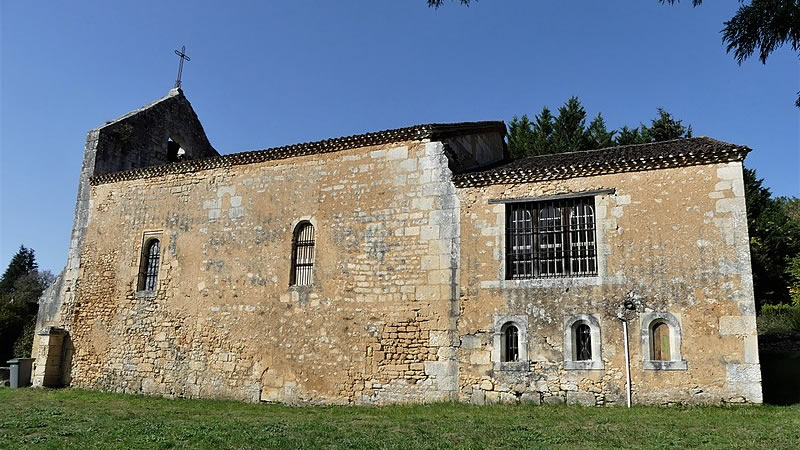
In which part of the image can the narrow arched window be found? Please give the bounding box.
[575,323,592,361]
[138,239,161,292]
[290,222,315,286]
[651,321,671,361]
[502,324,519,362]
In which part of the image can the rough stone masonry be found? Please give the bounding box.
[32,89,761,406]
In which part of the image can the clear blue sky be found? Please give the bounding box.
[1,0,798,273]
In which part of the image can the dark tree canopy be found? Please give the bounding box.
[507,97,692,157]
[743,169,800,308]
[0,246,50,361]
[0,246,37,296]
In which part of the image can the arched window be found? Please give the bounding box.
[290,222,315,286]
[641,312,687,370]
[502,323,519,362]
[492,315,528,368]
[138,238,161,292]
[651,321,671,361]
[564,314,603,370]
[575,323,592,361]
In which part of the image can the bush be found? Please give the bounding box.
[758,304,800,335]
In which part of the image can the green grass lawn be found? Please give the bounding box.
[1,388,799,449]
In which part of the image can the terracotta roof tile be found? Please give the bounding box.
[90,121,505,185]
[452,137,750,187]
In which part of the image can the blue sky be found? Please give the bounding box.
[1,0,798,273]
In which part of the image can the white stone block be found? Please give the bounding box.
[717,165,740,181]
[719,315,756,336]
[386,146,409,160]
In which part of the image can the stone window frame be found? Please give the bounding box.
[503,196,598,280]
[641,312,688,371]
[563,314,604,370]
[135,231,163,298]
[491,315,529,371]
[484,190,617,290]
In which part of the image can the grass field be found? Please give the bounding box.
[1,388,799,449]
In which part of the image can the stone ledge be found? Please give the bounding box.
[643,360,688,371]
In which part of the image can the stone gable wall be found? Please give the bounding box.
[456,161,761,405]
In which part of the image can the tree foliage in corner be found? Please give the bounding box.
[0,246,52,361]
[743,170,800,308]
[429,0,800,106]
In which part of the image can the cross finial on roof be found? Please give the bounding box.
[174,45,191,88]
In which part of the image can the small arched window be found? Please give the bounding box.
[502,323,519,362]
[575,323,592,361]
[290,222,315,286]
[641,312,687,370]
[138,239,161,292]
[564,314,603,370]
[651,321,671,361]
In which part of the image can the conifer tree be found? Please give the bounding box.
[648,108,691,141]
[615,126,648,146]
[551,97,589,152]
[586,113,616,149]
[507,115,536,158]
[0,246,37,295]
[0,246,48,360]
[530,107,556,155]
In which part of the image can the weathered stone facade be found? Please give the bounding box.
[34,90,761,405]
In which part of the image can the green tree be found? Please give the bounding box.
[552,97,589,152]
[648,108,692,141]
[743,169,800,309]
[0,246,49,361]
[531,107,556,155]
[615,125,651,146]
[0,246,36,295]
[664,0,799,106]
[429,1,799,106]
[507,115,535,159]
[586,113,616,149]
[507,107,556,157]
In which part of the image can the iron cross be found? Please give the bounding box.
[174,45,191,88]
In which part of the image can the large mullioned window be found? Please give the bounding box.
[506,197,597,279]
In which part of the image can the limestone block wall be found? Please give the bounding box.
[34,89,218,387]
[65,139,484,404]
[456,161,761,405]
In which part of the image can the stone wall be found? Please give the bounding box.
[33,88,218,387]
[456,161,761,405]
[61,137,502,404]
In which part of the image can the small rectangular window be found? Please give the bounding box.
[505,197,597,279]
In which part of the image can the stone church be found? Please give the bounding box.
[33,89,762,405]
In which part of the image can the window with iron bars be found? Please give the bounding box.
[502,324,519,362]
[290,222,315,286]
[505,197,597,279]
[138,238,161,292]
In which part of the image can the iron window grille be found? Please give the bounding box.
[138,239,161,292]
[575,323,592,361]
[503,324,519,362]
[505,197,597,279]
[290,222,315,286]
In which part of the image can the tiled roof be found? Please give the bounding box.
[452,137,750,187]
[90,121,506,185]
